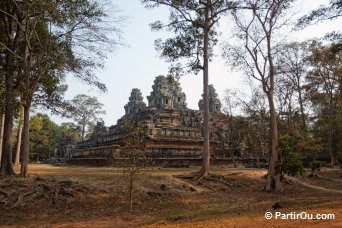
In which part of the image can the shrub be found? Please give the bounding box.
[279,135,304,176]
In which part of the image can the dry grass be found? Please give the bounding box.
[0,164,340,227]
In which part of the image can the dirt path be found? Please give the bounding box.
[1,165,341,227]
[286,176,342,194]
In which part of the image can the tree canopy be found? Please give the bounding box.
[66,94,106,141]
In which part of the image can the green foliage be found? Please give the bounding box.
[142,0,230,78]
[29,114,52,161]
[282,151,304,177]
[29,113,78,161]
[60,122,81,142]
[279,135,304,176]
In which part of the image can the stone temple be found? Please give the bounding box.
[71,75,231,166]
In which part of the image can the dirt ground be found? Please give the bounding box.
[0,164,341,227]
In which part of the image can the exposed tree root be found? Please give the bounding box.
[0,189,10,197]
[194,173,207,185]
[178,173,247,192]
[282,177,294,185]
[0,176,85,210]
[60,187,75,197]
[0,183,14,188]
[13,192,35,207]
[53,188,59,205]
[204,175,240,188]
[0,200,8,208]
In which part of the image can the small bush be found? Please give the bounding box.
[279,135,304,176]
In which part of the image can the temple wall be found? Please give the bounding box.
[70,157,267,167]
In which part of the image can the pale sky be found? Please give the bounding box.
[47,0,341,127]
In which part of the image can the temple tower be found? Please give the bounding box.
[124,88,147,115]
[147,75,187,109]
[198,84,221,113]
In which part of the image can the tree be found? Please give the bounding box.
[14,105,24,166]
[296,0,342,29]
[121,118,148,210]
[0,0,123,177]
[19,19,69,176]
[274,42,322,161]
[0,114,4,165]
[28,114,47,161]
[0,0,24,175]
[28,113,68,161]
[224,0,295,191]
[59,122,81,142]
[67,94,105,141]
[277,42,309,131]
[223,89,238,166]
[0,32,5,165]
[241,88,269,166]
[142,0,238,177]
[224,86,269,166]
[279,134,304,177]
[305,41,341,166]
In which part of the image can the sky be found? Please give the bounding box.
[46,0,341,127]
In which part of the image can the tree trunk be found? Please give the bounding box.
[258,133,265,157]
[330,154,339,167]
[81,123,85,141]
[20,104,31,177]
[297,87,306,130]
[199,1,211,177]
[257,156,260,168]
[231,148,236,168]
[0,44,16,176]
[265,91,282,192]
[0,114,4,165]
[329,120,339,166]
[14,105,24,166]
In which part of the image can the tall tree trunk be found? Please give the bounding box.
[297,87,306,130]
[0,46,16,176]
[232,149,236,168]
[330,151,339,167]
[265,90,282,192]
[0,114,4,164]
[264,22,282,191]
[256,155,260,168]
[81,123,86,141]
[329,115,339,166]
[20,103,31,177]
[20,37,34,177]
[228,116,236,167]
[14,105,24,166]
[199,1,210,177]
[258,131,265,157]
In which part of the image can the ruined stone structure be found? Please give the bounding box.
[147,76,187,109]
[71,75,244,166]
[53,136,76,162]
[198,85,222,113]
[124,88,146,115]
